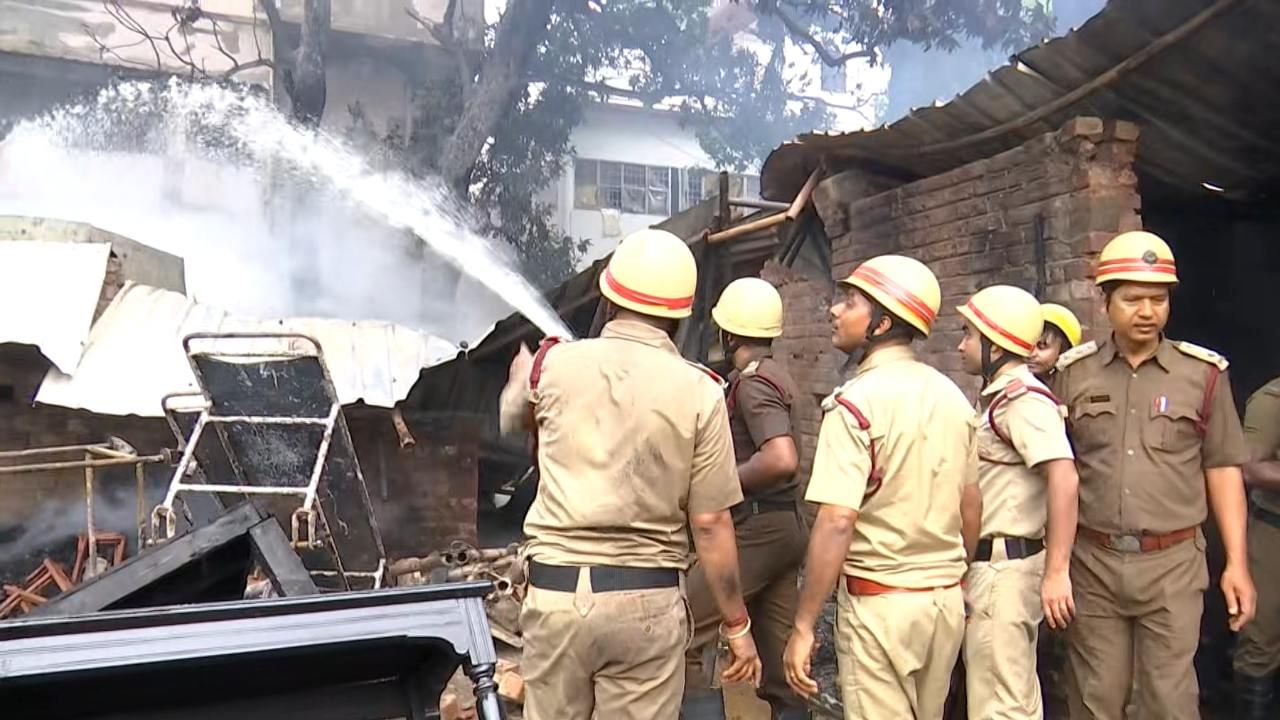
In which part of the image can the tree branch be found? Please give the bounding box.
[437,0,554,194]
[764,2,875,66]
[406,1,473,101]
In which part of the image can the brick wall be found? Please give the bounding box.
[347,410,480,559]
[768,116,1141,457]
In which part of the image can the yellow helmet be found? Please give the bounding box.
[956,285,1044,358]
[1095,230,1178,285]
[712,277,783,338]
[599,228,697,319]
[840,254,940,336]
[1040,303,1083,348]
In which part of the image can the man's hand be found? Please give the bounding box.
[721,631,763,687]
[1041,569,1075,630]
[782,624,818,698]
[1221,561,1257,632]
[509,343,533,382]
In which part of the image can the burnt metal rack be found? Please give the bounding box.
[153,332,387,591]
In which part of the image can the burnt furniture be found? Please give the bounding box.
[0,582,504,720]
[157,332,388,591]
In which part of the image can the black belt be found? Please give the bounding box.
[527,560,679,593]
[974,536,1044,562]
[731,498,795,523]
[1252,505,1280,530]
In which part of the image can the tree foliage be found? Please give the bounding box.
[412,0,1051,287]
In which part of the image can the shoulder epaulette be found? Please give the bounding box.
[686,360,727,390]
[1055,340,1098,372]
[1173,341,1229,371]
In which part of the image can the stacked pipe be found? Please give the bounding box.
[391,542,524,595]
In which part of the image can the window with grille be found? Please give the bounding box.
[574,159,675,215]
[574,160,761,214]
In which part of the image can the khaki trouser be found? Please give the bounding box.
[685,507,808,707]
[1065,532,1208,720]
[835,581,965,720]
[521,569,690,720]
[964,546,1046,720]
[1234,513,1280,676]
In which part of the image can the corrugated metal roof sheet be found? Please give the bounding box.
[762,0,1280,204]
[0,240,109,374]
[35,283,460,418]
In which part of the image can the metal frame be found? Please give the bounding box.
[152,333,338,547]
[152,332,387,590]
[0,443,164,578]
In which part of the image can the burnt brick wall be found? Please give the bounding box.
[347,410,480,560]
[770,116,1141,456]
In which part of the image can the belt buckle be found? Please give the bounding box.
[750,500,761,516]
[1111,534,1142,553]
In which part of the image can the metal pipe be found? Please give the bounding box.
[302,403,342,509]
[87,446,137,460]
[0,444,108,460]
[135,462,147,550]
[84,453,97,581]
[0,454,167,475]
[391,407,416,449]
[162,412,208,508]
[728,197,789,211]
[206,415,333,425]
[169,482,312,496]
[706,168,822,245]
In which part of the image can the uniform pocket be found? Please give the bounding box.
[1145,403,1200,453]
[1071,400,1117,452]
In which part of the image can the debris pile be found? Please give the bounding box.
[1,532,128,619]
[392,540,525,646]
[393,540,528,716]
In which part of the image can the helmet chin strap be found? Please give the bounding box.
[981,337,1019,383]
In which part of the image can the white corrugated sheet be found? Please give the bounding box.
[0,240,110,374]
[36,282,460,417]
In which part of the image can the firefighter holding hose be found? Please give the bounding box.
[500,228,761,720]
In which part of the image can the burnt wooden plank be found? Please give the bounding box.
[248,517,318,597]
[32,503,264,618]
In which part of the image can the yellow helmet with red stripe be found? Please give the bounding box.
[839,255,940,336]
[957,285,1044,358]
[1095,231,1178,286]
[1040,303,1083,348]
[712,277,783,338]
[599,229,697,319]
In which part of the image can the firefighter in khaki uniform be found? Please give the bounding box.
[1232,376,1280,718]
[682,278,809,720]
[781,255,981,720]
[956,285,1080,719]
[499,228,763,720]
[1052,230,1256,719]
[1027,303,1083,382]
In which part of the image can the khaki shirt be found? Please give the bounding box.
[521,320,743,569]
[805,344,973,588]
[1243,377,1280,514]
[1053,335,1247,534]
[975,364,1075,539]
[728,355,800,503]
